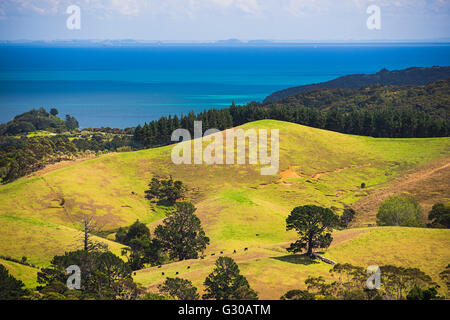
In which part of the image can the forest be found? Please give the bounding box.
[0,108,134,183]
[264,66,450,102]
[133,79,450,148]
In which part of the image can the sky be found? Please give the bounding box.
[0,0,449,41]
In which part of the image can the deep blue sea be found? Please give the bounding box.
[0,44,449,128]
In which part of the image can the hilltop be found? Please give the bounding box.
[0,120,449,297]
[0,107,79,136]
[264,66,450,103]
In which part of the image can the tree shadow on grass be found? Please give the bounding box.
[271,254,319,265]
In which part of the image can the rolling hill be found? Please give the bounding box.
[0,120,449,297]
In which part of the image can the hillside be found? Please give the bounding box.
[264,66,450,103]
[0,120,449,296]
[265,78,450,119]
[0,107,79,136]
[351,156,450,227]
[134,227,450,299]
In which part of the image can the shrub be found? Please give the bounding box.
[406,286,440,300]
[376,196,424,227]
[280,290,315,300]
[158,277,199,300]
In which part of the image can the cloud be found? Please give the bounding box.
[0,0,448,18]
[285,0,330,16]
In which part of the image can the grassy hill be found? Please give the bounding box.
[0,258,39,288]
[134,227,450,299]
[0,120,449,296]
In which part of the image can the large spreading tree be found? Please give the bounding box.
[154,202,209,261]
[286,205,339,257]
[145,177,186,204]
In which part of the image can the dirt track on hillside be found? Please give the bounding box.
[350,156,450,227]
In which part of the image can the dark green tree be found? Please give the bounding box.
[339,208,356,228]
[439,264,450,291]
[145,177,186,204]
[427,203,450,228]
[50,108,59,116]
[37,250,133,299]
[65,115,79,131]
[116,220,163,270]
[115,220,151,246]
[406,286,439,300]
[286,205,339,256]
[203,257,258,300]
[280,289,315,300]
[158,277,199,300]
[0,264,28,300]
[155,202,209,261]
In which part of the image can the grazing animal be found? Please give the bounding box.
[158,265,162,268]
[220,251,223,254]
[175,272,179,275]
[133,272,136,276]
[211,253,215,256]
[233,250,236,254]
[244,248,248,251]
[255,234,259,236]
[162,272,164,275]
[187,266,190,269]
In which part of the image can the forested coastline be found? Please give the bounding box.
[133,79,450,147]
[1,79,449,183]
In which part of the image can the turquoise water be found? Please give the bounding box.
[0,44,449,128]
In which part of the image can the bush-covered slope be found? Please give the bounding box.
[0,107,79,136]
[266,78,450,118]
[264,66,450,102]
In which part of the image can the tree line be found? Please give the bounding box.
[134,101,449,148]
[281,263,448,300]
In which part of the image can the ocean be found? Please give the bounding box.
[0,44,449,128]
